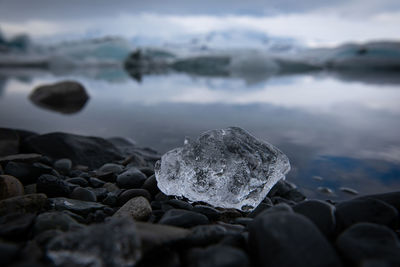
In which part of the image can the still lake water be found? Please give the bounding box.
[1,67,400,200]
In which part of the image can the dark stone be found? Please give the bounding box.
[248,212,342,267]
[154,192,169,201]
[193,205,221,221]
[0,241,19,266]
[138,167,154,177]
[96,171,117,183]
[116,168,147,189]
[0,174,24,200]
[113,196,152,221]
[293,200,336,237]
[335,198,399,231]
[65,177,88,187]
[118,189,152,205]
[357,191,400,213]
[98,163,124,174]
[159,209,209,228]
[102,192,118,206]
[89,177,105,187]
[53,158,72,174]
[50,197,106,216]
[33,211,82,235]
[22,132,123,169]
[0,153,42,164]
[46,218,141,267]
[247,202,272,218]
[267,179,297,198]
[219,209,243,222]
[233,217,253,227]
[184,224,227,246]
[141,174,159,196]
[187,245,249,267]
[0,212,36,240]
[166,199,194,211]
[283,189,307,202]
[336,223,400,266]
[91,187,108,201]
[271,196,296,206]
[4,161,52,185]
[29,81,89,114]
[34,229,64,248]
[70,187,97,202]
[0,194,47,216]
[36,174,71,198]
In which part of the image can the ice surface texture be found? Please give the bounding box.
[155,127,290,211]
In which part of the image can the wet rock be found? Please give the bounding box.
[47,217,141,267]
[184,224,228,246]
[70,187,97,202]
[50,197,105,216]
[317,186,335,195]
[336,223,400,266]
[118,189,152,205]
[0,212,36,240]
[0,174,24,200]
[159,209,209,228]
[36,174,71,198]
[247,202,272,218]
[193,205,221,221]
[248,212,342,267]
[65,177,88,187]
[117,168,147,189]
[103,182,119,192]
[29,81,89,114]
[335,198,399,231]
[113,196,152,221]
[98,163,124,174]
[357,191,400,213]
[166,199,193,211]
[53,158,72,174]
[33,211,82,235]
[138,167,154,177]
[22,132,123,169]
[141,174,159,196]
[293,200,336,237]
[0,194,47,215]
[4,161,52,185]
[155,127,290,211]
[187,245,249,267]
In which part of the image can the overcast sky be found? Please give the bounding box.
[0,0,399,46]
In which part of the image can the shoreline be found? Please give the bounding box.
[1,127,399,266]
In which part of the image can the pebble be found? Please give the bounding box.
[0,212,36,240]
[138,167,154,177]
[317,186,335,195]
[70,187,97,202]
[159,209,209,228]
[36,174,71,197]
[113,196,152,221]
[184,224,228,246]
[103,182,120,192]
[336,222,400,266]
[248,212,342,267]
[187,245,250,267]
[141,174,159,196]
[118,188,152,205]
[4,161,49,185]
[0,194,47,216]
[33,211,82,235]
[53,158,72,174]
[0,153,42,164]
[89,177,105,187]
[49,197,105,216]
[193,205,221,221]
[0,175,24,200]
[116,168,147,189]
[98,163,124,174]
[339,187,359,195]
[65,177,89,187]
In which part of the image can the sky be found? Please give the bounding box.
[0,0,400,47]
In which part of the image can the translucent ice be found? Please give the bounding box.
[155,127,290,211]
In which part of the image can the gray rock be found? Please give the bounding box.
[49,197,105,216]
[118,189,152,205]
[29,81,89,114]
[159,209,209,228]
[70,187,97,202]
[0,153,42,164]
[89,177,105,187]
[47,217,141,267]
[155,127,290,211]
[33,211,82,235]
[4,161,53,185]
[141,174,159,196]
[113,196,152,221]
[0,174,24,200]
[65,177,88,187]
[336,223,400,266]
[53,158,72,174]
[36,174,71,198]
[98,163,124,174]
[117,168,147,189]
[248,212,342,267]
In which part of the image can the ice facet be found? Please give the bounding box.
[155,127,290,211]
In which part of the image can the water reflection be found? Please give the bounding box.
[0,68,399,200]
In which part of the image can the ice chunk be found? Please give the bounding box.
[155,127,290,211]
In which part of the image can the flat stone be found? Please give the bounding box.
[0,153,42,164]
[248,212,342,267]
[293,200,336,237]
[335,198,399,231]
[0,194,47,216]
[89,177,105,187]
[0,175,24,200]
[155,127,290,211]
[47,217,141,267]
[113,196,152,221]
[49,197,106,216]
[65,177,88,187]
[336,223,400,266]
[159,209,209,228]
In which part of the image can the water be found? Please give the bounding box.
[1,67,400,200]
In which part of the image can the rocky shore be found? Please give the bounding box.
[0,127,400,267]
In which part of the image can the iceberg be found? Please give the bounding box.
[155,127,290,211]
